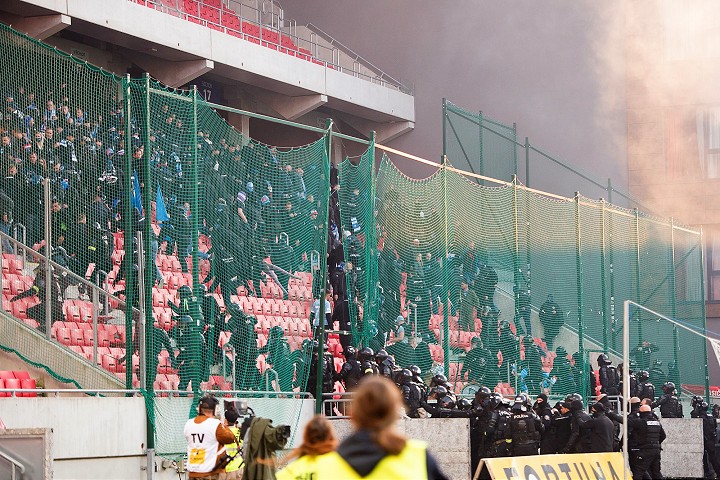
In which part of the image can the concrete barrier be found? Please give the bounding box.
[330,418,470,480]
[660,417,704,479]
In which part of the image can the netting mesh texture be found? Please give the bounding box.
[0,21,708,458]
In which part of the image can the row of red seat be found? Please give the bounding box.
[130,0,335,67]
[0,370,37,397]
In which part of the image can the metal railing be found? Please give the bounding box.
[129,0,412,95]
[0,448,25,480]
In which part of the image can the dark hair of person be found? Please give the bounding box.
[351,376,407,455]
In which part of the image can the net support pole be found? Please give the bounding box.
[315,119,333,415]
[600,200,609,352]
[608,206,617,351]
[574,193,585,396]
[607,178,614,204]
[669,219,679,385]
[137,231,147,391]
[122,75,135,392]
[524,137,530,187]
[512,122,518,179]
[700,227,710,401]
[512,176,521,335]
[442,155,450,378]
[633,209,642,342]
[43,178,52,339]
[478,111,484,177]
[622,300,630,480]
[141,75,156,451]
[442,98,447,159]
[190,85,201,396]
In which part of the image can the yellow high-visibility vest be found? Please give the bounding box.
[224,426,244,473]
[315,439,427,479]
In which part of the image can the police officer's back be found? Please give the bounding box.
[335,345,363,391]
[597,354,620,395]
[532,394,554,454]
[584,402,615,453]
[651,382,683,418]
[507,399,542,456]
[562,399,592,454]
[628,404,666,480]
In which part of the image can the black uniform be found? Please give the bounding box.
[638,381,655,403]
[701,408,720,478]
[598,363,620,396]
[652,394,683,419]
[335,355,363,391]
[486,405,512,458]
[550,409,572,454]
[629,411,666,480]
[534,402,555,454]
[563,401,592,453]
[508,406,542,456]
[585,405,616,453]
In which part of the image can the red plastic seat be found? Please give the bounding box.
[0,371,13,380]
[70,328,85,346]
[4,378,20,393]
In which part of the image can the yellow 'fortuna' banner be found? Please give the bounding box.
[474,452,632,480]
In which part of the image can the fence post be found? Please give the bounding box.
[122,75,135,392]
[512,122,518,179]
[607,206,617,351]
[607,178,613,204]
[315,119,333,415]
[478,111,484,177]
[442,98,447,160]
[600,200,608,352]
[634,209,642,342]
[442,155,451,378]
[669,218,679,386]
[575,193,585,394]
[700,227,710,402]
[524,137,530,187]
[43,178,52,339]
[512,176,521,334]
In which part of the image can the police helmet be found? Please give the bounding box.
[597,353,610,366]
[269,325,283,338]
[692,395,705,408]
[430,374,448,387]
[457,398,472,411]
[344,345,357,358]
[434,385,448,398]
[361,361,374,375]
[375,349,389,364]
[400,369,413,383]
[662,382,675,394]
[358,347,374,362]
[475,386,492,400]
[511,402,525,412]
[410,365,422,376]
[178,285,192,298]
[565,393,583,403]
[701,401,710,411]
[636,370,649,382]
[440,396,456,410]
[487,393,504,409]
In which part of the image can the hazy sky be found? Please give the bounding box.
[283,1,627,194]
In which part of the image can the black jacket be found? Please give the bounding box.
[585,412,615,453]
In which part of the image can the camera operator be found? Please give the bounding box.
[184,396,236,479]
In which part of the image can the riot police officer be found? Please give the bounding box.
[376,349,396,379]
[629,404,666,480]
[698,401,720,478]
[335,345,363,391]
[597,353,620,395]
[398,369,423,418]
[651,382,683,418]
[585,402,615,453]
[533,394,555,454]
[486,393,512,458]
[508,398,542,456]
[562,399,591,454]
[357,347,379,375]
[471,386,493,472]
[636,370,655,402]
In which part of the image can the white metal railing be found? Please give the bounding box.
[128,0,413,95]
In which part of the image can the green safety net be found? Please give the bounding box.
[337,145,379,348]
[0,20,710,462]
[444,100,518,185]
[370,154,706,400]
[0,23,328,459]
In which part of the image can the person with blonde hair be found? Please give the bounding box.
[317,376,448,479]
[276,415,338,480]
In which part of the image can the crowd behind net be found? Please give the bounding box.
[0,23,708,457]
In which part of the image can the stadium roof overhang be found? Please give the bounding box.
[0,0,415,142]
